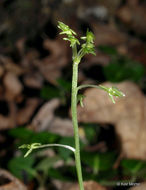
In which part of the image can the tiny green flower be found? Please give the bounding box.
[58,21,76,36]
[19,143,41,157]
[80,30,96,56]
[99,85,125,104]
[58,21,80,47]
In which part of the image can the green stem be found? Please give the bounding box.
[71,62,84,190]
[77,84,101,91]
[34,144,75,152]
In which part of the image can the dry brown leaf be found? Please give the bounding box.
[0,56,24,76]
[68,181,107,190]
[0,169,27,190]
[31,99,60,131]
[23,72,43,89]
[48,117,73,136]
[77,81,146,159]
[16,98,40,125]
[3,72,23,101]
[129,182,146,190]
[30,98,73,136]
[36,38,68,85]
[0,65,4,78]
[92,23,127,46]
[117,4,146,35]
[0,115,13,130]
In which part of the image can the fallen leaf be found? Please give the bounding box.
[3,72,23,101]
[92,23,127,46]
[68,181,107,190]
[0,169,27,190]
[48,117,73,136]
[16,98,40,125]
[23,72,44,89]
[0,115,13,130]
[31,99,60,131]
[117,4,146,35]
[129,182,146,190]
[30,98,73,136]
[36,38,68,85]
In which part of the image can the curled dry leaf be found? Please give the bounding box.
[77,81,146,160]
[68,181,107,190]
[23,72,44,89]
[117,4,146,35]
[31,99,60,131]
[16,98,40,125]
[129,182,146,190]
[0,56,24,76]
[91,23,127,46]
[0,115,13,130]
[30,98,73,136]
[0,65,4,78]
[3,72,23,101]
[49,117,73,136]
[36,38,68,85]
[0,169,27,190]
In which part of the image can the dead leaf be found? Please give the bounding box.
[3,72,23,101]
[0,65,4,78]
[36,38,68,85]
[129,182,146,190]
[48,117,73,136]
[0,56,24,76]
[0,169,27,190]
[30,98,73,136]
[0,115,13,130]
[92,23,127,46]
[77,81,146,159]
[16,98,40,125]
[68,181,107,190]
[23,73,43,89]
[31,99,60,131]
[117,4,146,35]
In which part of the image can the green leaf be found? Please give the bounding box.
[9,127,60,145]
[48,167,72,181]
[81,152,117,171]
[104,56,145,82]
[8,156,35,180]
[9,127,33,140]
[83,123,98,143]
[58,137,75,160]
[98,45,118,55]
[40,85,60,100]
[121,159,146,175]
[36,156,60,172]
[56,78,71,92]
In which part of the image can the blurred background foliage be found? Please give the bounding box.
[0,0,146,190]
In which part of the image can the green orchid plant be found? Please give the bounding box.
[19,21,125,190]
